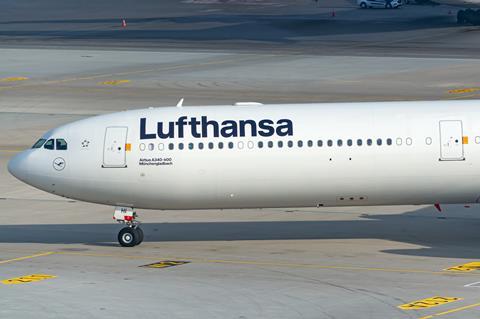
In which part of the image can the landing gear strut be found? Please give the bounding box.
[114,207,144,247]
[457,9,480,25]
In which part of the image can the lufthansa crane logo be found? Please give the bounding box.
[53,157,66,171]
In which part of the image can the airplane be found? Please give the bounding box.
[7,100,480,247]
[356,0,480,25]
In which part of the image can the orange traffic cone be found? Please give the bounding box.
[121,19,127,28]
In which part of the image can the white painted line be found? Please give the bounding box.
[464,281,480,287]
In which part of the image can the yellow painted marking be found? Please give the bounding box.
[141,260,190,269]
[125,143,131,152]
[0,251,54,265]
[447,93,480,100]
[1,274,56,285]
[398,296,461,310]
[463,136,469,145]
[448,88,480,94]
[99,79,130,85]
[0,55,268,91]
[418,302,480,319]
[54,251,480,276]
[0,77,29,82]
[446,261,480,272]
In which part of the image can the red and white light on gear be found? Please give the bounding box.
[113,206,137,223]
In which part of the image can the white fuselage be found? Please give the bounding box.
[8,100,480,210]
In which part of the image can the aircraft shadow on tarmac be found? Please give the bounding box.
[0,14,456,43]
[1,206,479,259]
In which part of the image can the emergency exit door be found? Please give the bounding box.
[103,127,128,168]
[439,120,464,161]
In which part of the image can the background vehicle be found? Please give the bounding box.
[357,0,402,8]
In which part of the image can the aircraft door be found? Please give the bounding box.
[439,120,464,161]
[103,127,128,168]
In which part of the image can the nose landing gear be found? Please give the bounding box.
[114,207,144,247]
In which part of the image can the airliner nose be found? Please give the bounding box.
[7,152,29,182]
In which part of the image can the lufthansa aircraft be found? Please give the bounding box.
[7,100,479,246]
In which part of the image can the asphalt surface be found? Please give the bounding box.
[1,0,480,57]
[2,1,480,318]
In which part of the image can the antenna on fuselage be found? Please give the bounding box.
[176,98,184,108]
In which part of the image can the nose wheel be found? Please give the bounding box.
[114,206,144,247]
[118,226,144,247]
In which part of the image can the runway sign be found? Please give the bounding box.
[2,274,56,285]
[398,296,462,310]
[446,262,480,272]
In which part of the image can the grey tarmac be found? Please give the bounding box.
[2,0,480,318]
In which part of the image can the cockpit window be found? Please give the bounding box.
[56,139,68,150]
[32,139,46,149]
[44,139,55,150]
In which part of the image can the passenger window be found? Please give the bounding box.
[386,138,392,145]
[307,140,313,147]
[228,142,234,149]
[327,140,333,147]
[198,142,204,150]
[247,141,254,149]
[188,143,194,150]
[347,139,353,146]
[32,139,46,149]
[158,143,164,151]
[178,143,184,150]
[238,141,244,149]
[44,139,54,150]
[148,143,154,151]
[288,141,293,148]
[376,138,382,146]
[258,141,264,148]
[140,143,146,151]
[208,142,214,149]
[268,141,273,148]
[218,142,224,149]
[357,139,362,146]
[367,139,373,146]
[278,141,283,148]
[406,137,413,145]
[298,140,303,147]
[396,138,402,146]
[168,143,174,150]
[317,140,323,147]
[337,139,343,147]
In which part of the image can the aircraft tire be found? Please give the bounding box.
[360,2,367,8]
[118,227,138,247]
[464,9,477,25]
[458,10,464,24]
[135,227,144,245]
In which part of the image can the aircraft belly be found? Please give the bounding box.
[117,153,480,209]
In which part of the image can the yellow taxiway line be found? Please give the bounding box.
[0,54,269,91]
[54,251,480,276]
[0,251,55,265]
[418,302,480,319]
